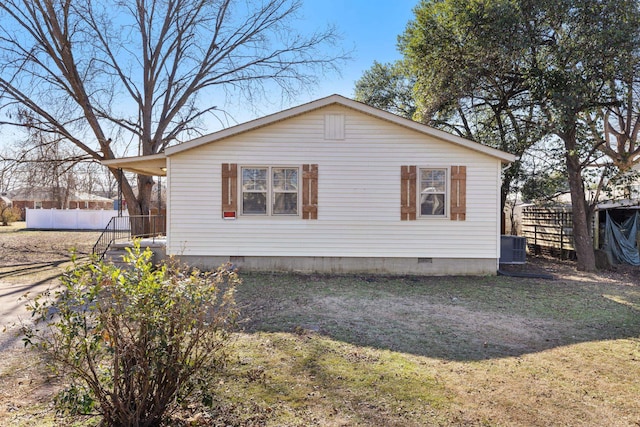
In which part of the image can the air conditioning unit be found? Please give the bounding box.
[500,235,527,264]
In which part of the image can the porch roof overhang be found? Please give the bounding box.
[102,153,167,176]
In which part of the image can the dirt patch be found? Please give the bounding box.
[0,226,99,267]
[0,350,59,423]
[0,226,102,350]
[0,226,103,426]
[313,294,564,356]
[238,260,640,361]
[501,254,640,285]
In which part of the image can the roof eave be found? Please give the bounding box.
[102,153,167,176]
[165,94,516,163]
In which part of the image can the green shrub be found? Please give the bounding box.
[23,243,239,427]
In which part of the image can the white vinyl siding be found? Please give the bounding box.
[167,105,502,259]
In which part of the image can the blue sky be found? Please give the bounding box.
[299,0,417,98]
[0,1,419,146]
[222,0,417,126]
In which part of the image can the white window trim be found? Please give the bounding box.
[240,165,301,217]
[418,166,449,219]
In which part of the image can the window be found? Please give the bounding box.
[242,168,267,214]
[401,165,465,221]
[223,163,317,220]
[241,167,299,216]
[272,168,298,214]
[420,168,446,216]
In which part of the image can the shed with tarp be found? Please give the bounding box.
[596,200,640,266]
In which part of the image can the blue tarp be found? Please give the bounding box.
[604,211,640,266]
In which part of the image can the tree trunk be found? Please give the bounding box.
[564,140,596,271]
[132,174,155,237]
[500,162,518,235]
[108,167,156,237]
[500,159,525,235]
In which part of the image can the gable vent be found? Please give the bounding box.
[324,114,345,140]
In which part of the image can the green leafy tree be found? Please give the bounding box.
[522,0,640,271]
[397,0,640,271]
[23,245,239,426]
[521,171,569,203]
[396,0,543,231]
[354,61,416,119]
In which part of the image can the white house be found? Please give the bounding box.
[105,95,515,275]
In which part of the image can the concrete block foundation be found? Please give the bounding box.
[175,255,498,276]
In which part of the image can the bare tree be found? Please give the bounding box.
[587,71,640,173]
[0,156,18,194]
[1,115,93,207]
[75,161,118,199]
[0,0,346,220]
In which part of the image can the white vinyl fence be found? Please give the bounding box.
[26,208,124,230]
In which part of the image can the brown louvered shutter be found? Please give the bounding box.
[400,165,417,220]
[302,164,318,219]
[221,163,237,218]
[450,166,466,221]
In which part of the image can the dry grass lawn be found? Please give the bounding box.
[0,223,639,426]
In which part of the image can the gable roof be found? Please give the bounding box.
[104,94,515,175]
[8,187,114,202]
[166,94,516,161]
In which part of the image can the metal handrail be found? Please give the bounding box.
[92,215,166,260]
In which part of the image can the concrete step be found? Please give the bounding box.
[103,247,159,267]
[103,249,129,266]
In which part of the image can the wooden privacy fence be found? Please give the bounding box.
[522,206,575,259]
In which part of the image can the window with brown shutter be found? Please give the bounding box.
[450,165,466,221]
[237,166,301,216]
[221,163,237,218]
[302,164,318,220]
[225,164,315,219]
[404,165,466,221]
[400,165,417,220]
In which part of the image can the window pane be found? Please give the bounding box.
[421,169,446,193]
[273,168,298,191]
[242,168,267,191]
[243,192,267,214]
[421,194,445,216]
[273,193,298,215]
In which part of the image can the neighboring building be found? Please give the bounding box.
[7,187,114,219]
[105,95,515,275]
